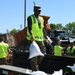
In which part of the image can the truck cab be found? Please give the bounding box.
[49,30,69,47]
[50,30,68,40]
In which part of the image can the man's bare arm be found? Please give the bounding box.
[27,17,32,35]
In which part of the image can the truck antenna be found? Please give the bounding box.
[33,1,36,6]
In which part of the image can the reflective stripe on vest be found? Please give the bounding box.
[26,15,44,41]
[67,46,75,53]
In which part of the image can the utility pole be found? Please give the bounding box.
[24,0,26,28]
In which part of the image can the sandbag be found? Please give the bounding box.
[31,71,47,75]
[52,69,62,75]
[25,69,31,74]
[28,41,44,59]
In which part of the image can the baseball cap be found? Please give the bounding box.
[34,5,41,11]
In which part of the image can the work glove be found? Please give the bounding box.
[30,34,35,41]
[45,38,49,44]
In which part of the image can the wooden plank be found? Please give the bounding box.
[0,65,31,75]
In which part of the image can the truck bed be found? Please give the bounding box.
[12,50,75,74]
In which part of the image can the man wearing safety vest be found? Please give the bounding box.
[66,41,75,57]
[54,40,63,56]
[0,37,12,65]
[26,5,48,71]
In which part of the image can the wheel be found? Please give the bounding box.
[63,67,74,75]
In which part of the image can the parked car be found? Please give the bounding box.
[69,36,75,43]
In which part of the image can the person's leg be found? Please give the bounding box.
[30,41,46,71]
[30,57,39,71]
[0,58,3,65]
[37,56,44,66]
[36,41,45,70]
[0,58,7,65]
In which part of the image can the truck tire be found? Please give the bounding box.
[63,67,74,75]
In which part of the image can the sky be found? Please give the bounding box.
[0,0,75,33]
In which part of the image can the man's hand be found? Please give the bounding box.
[30,34,35,41]
[45,38,49,44]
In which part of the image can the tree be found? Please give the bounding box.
[10,29,20,35]
[56,24,63,30]
[65,22,75,34]
[50,23,57,30]
[62,27,67,30]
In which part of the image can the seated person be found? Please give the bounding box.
[66,41,75,57]
[53,40,64,56]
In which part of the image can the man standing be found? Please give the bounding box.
[26,5,48,71]
[0,37,12,65]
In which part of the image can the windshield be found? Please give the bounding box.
[54,31,66,38]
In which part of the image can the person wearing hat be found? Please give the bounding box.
[66,41,75,57]
[26,5,48,71]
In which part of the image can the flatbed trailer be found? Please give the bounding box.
[0,65,31,75]
[12,50,75,74]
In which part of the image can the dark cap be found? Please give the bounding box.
[34,6,41,10]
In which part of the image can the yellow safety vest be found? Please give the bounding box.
[0,42,8,58]
[67,46,75,53]
[54,45,62,56]
[26,15,44,41]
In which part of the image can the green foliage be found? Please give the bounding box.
[65,22,75,34]
[49,22,75,34]
[72,30,75,34]
[62,27,66,30]
[10,29,20,35]
[56,24,63,30]
[9,21,75,35]
[50,23,57,29]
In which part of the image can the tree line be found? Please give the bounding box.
[10,22,75,35]
[50,22,75,35]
